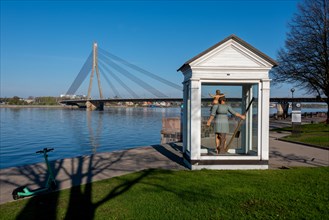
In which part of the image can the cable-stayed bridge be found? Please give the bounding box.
[61,43,183,110]
[60,43,326,110]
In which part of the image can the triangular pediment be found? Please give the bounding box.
[194,44,265,67]
[191,41,268,68]
[177,35,277,72]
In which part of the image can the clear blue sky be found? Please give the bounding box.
[1,0,302,98]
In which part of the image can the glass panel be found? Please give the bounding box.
[200,83,259,156]
[250,84,259,153]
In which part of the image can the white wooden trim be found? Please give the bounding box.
[178,35,274,170]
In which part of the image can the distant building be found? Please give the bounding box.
[24,99,34,104]
[60,94,86,99]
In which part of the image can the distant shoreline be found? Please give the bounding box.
[0,105,72,108]
[0,104,180,109]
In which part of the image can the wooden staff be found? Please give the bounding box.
[225,97,255,152]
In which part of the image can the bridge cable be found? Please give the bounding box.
[66,52,93,95]
[98,65,121,98]
[98,48,182,91]
[98,53,168,98]
[66,52,92,95]
[98,60,140,98]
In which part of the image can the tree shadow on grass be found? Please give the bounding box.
[64,168,153,219]
[13,160,64,220]
[13,149,157,219]
[62,143,187,219]
[4,142,186,219]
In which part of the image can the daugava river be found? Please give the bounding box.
[0,107,181,169]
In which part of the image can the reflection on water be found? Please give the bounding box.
[0,107,180,169]
[87,111,103,154]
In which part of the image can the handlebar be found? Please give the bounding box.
[36,148,54,154]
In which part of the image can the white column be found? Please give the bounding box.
[261,79,270,160]
[242,85,252,153]
[190,79,201,160]
[182,82,188,153]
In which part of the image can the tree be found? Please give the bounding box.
[272,0,329,123]
[34,96,59,105]
[7,96,27,105]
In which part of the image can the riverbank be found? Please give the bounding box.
[0,104,177,109]
[0,104,72,108]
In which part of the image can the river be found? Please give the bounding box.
[0,107,181,169]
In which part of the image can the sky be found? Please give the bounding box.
[1,0,304,98]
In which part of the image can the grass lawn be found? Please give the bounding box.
[1,167,328,219]
[273,123,329,148]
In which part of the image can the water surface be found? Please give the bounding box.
[0,107,180,169]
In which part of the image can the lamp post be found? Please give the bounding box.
[290,88,295,117]
[290,88,295,100]
[290,88,301,136]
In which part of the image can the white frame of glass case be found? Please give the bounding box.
[199,79,262,160]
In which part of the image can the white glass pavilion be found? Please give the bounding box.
[178,35,277,170]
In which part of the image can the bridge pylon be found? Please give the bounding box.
[86,42,104,110]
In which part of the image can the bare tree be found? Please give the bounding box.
[272,0,329,123]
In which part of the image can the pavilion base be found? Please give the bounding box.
[183,157,268,170]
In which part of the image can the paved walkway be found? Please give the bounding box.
[1,119,328,204]
[269,117,328,168]
[269,131,328,169]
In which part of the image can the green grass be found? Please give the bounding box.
[274,123,329,148]
[1,167,328,219]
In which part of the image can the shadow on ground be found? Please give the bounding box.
[3,143,186,219]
